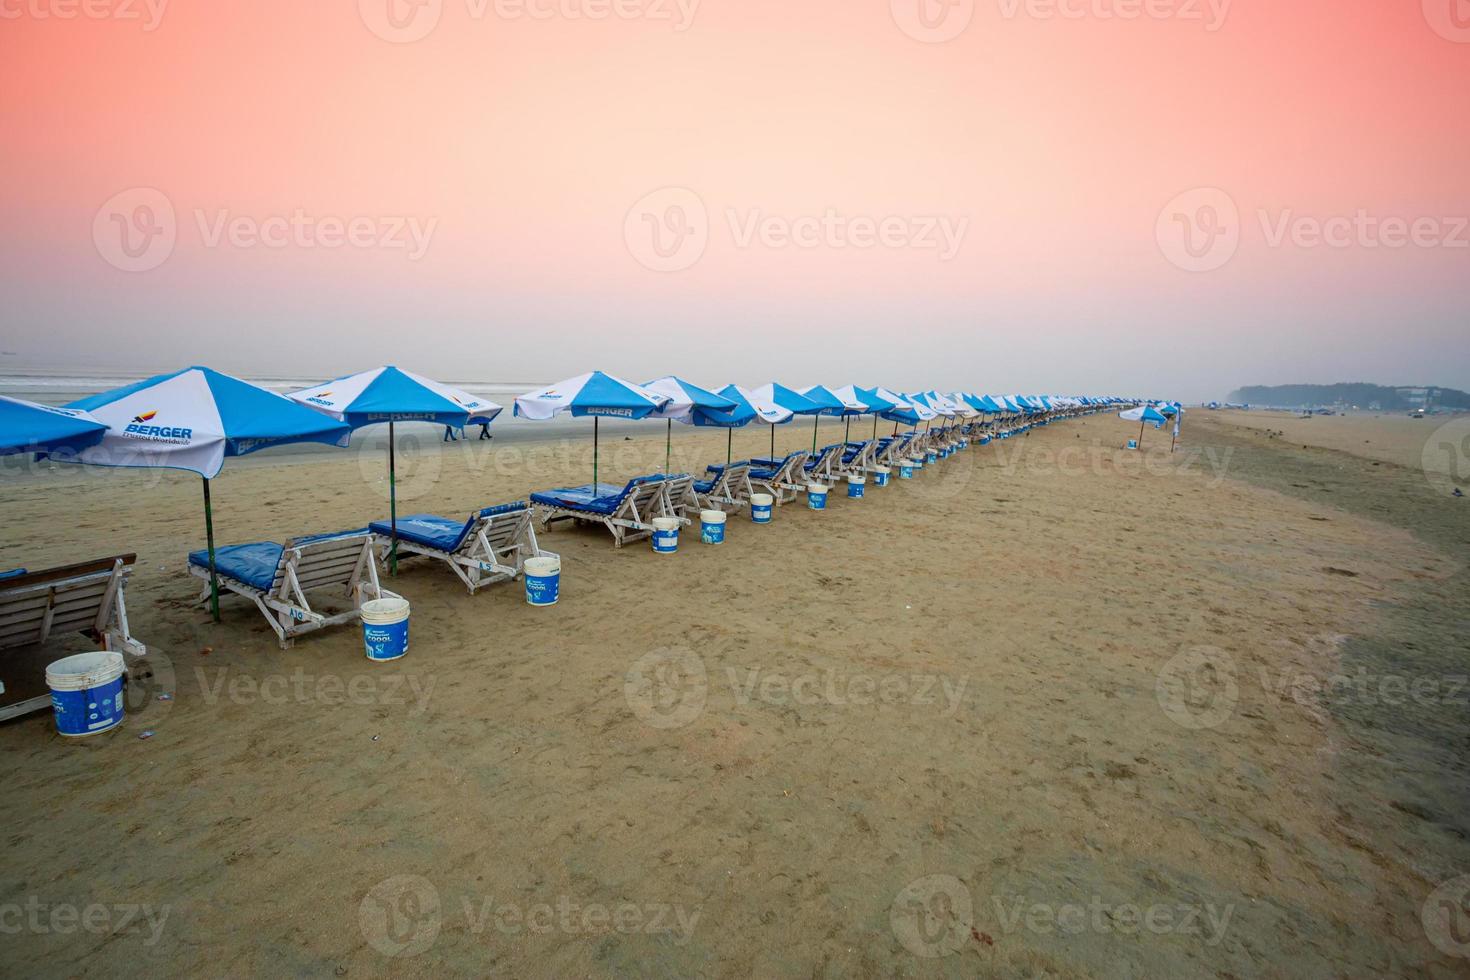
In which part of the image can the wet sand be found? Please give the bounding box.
[1,412,1467,976]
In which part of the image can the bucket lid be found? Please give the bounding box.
[525,555,561,574]
[700,509,727,523]
[652,517,681,530]
[806,483,828,493]
[847,474,866,483]
[750,493,774,505]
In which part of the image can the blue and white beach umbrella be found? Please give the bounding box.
[748,383,822,458]
[643,376,738,473]
[0,395,107,457]
[1120,404,1169,448]
[715,385,794,463]
[797,385,850,451]
[290,366,505,574]
[65,366,352,620]
[515,371,669,487]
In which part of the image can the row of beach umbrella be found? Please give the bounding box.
[0,370,1142,621]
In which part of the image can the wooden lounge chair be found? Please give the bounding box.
[187,530,394,648]
[530,475,670,548]
[368,501,557,595]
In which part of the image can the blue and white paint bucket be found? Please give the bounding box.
[700,509,727,545]
[847,475,866,499]
[524,556,561,606]
[807,483,829,511]
[361,596,410,661]
[1126,439,1138,450]
[750,493,773,524]
[872,467,890,487]
[652,517,680,555]
[47,651,125,738]
[911,457,925,471]
[926,450,938,463]
[899,460,915,479]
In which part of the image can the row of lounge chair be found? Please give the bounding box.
[1,412,1055,719]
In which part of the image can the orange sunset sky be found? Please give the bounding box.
[1,0,1467,399]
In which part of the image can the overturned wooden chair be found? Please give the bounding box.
[0,556,147,722]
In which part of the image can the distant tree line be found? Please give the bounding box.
[1227,383,1470,410]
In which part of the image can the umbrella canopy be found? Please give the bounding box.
[874,387,934,425]
[642,377,737,422]
[514,372,669,488]
[1120,405,1169,423]
[749,384,823,417]
[64,367,353,621]
[288,366,502,428]
[643,376,738,474]
[799,385,855,416]
[67,366,351,478]
[514,371,667,421]
[853,386,898,415]
[0,396,107,457]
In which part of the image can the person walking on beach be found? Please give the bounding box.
[443,425,458,442]
[477,422,492,440]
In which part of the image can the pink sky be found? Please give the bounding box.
[1,0,1467,399]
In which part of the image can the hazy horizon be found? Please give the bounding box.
[3,1,1466,404]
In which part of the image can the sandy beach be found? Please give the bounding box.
[2,410,1468,976]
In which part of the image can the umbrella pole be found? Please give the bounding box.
[665,419,672,475]
[844,418,850,444]
[593,416,599,488]
[726,428,732,466]
[1138,417,1146,449]
[770,423,775,459]
[872,415,878,440]
[811,414,818,453]
[389,421,398,576]
[202,476,220,623]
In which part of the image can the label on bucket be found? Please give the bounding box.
[50,681,125,737]
[701,521,726,545]
[364,618,409,661]
[808,491,827,511]
[847,481,865,499]
[526,571,560,605]
[653,528,678,553]
[751,503,772,523]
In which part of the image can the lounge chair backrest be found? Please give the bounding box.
[277,532,375,595]
[0,555,134,651]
